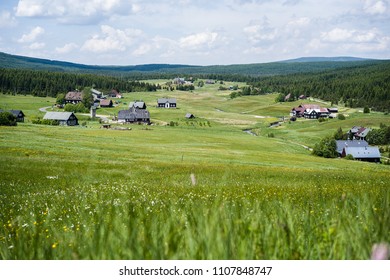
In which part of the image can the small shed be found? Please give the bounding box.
[185,113,195,119]
[43,112,79,126]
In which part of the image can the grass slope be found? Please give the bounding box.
[1,83,389,259]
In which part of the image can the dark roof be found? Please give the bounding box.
[118,107,150,121]
[336,140,368,154]
[0,110,25,117]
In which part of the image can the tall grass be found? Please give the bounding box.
[1,168,389,259]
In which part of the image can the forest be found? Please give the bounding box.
[236,61,390,112]
[0,68,158,97]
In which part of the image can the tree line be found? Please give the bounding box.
[0,68,158,97]
[245,61,390,112]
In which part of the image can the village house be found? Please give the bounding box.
[303,108,330,119]
[65,91,83,104]
[158,98,177,108]
[100,99,113,108]
[91,88,103,99]
[43,112,79,126]
[0,110,25,122]
[336,140,369,156]
[129,101,146,109]
[348,126,371,140]
[342,146,381,162]
[117,106,150,124]
[291,104,332,119]
[108,89,122,98]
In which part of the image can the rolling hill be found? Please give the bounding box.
[0,51,385,77]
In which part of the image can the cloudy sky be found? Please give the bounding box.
[0,0,389,65]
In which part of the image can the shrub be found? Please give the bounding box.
[312,136,337,158]
[345,154,354,160]
[338,114,346,120]
[32,118,59,126]
[0,112,17,126]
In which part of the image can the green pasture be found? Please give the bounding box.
[0,84,389,260]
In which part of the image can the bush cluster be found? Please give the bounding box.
[32,118,59,126]
[0,112,17,126]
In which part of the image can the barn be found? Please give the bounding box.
[43,112,79,126]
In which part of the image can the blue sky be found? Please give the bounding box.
[0,0,389,65]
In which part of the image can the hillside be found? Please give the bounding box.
[1,86,389,260]
[0,51,384,77]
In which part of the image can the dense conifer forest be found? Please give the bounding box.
[0,68,158,97]
[241,61,390,112]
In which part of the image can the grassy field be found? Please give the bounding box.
[0,82,389,260]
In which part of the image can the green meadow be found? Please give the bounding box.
[0,82,389,259]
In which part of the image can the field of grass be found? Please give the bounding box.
[0,83,389,260]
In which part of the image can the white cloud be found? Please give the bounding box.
[17,26,45,43]
[321,28,354,43]
[15,0,125,20]
[321,27,380,44]
[0,11,17,28]
[29,42,45,50]
[132,44,152,56]
[81,25,142,53]
[179,31,220,50]
[244,23,278,43]
[363,0,388,15]
[55,43,79,54]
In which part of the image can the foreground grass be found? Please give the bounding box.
[0,123,389,259]
[1,174,389,259]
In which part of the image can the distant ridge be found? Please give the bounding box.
[280,56,373,63]
[0,52,198,73]
[0,52,384,76]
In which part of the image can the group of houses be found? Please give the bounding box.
[291,104,338,119]
[336,126,381,162]
[65,89,122,108]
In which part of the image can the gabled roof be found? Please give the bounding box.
[100,99,113,106]
[118,107,150,120]
[0,110,25,117]
[129,101,146,109]
[65,91,83,101]
[355,127,371,138]
[158,98,176,103]
[336,140,368,154]
[344,146,381,159]
[43,112,76,121]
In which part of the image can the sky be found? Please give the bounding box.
[0,0,389,66]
